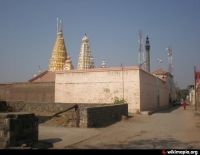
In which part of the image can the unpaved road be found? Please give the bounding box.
[62,105,200,149]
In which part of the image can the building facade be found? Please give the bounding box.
[55,67,170,113]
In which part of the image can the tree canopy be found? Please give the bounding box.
[177,89,189,100]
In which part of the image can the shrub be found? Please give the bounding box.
[114,97,127,104]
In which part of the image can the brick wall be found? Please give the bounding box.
[0,82,55,103]
[0,112,38,149]
[80,104,128,128]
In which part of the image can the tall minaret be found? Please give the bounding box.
[49,20,70,71]
[145,35,150,73]
[77,34,95,69]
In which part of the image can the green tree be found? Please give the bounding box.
[177,89,189,100]
[177,90,182,99]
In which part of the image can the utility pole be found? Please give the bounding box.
[194,66,197,111]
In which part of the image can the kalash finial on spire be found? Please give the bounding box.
[57,20,63,37]
[82,33,89,43]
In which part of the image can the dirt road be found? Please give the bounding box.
[64,105,200,149]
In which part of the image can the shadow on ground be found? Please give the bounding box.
[67,137,200,149]
[31,138,62,149]
[151,105,183,114]
[37,116,53,124]
[40,138,62,144]
[93,115,134,128]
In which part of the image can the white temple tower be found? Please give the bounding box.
[77,34,95,69]
[101,60,106,68]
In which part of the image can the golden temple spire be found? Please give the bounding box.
[49,19,74,71]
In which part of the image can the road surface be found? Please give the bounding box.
[66,105,200,149]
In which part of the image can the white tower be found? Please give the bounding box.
[77,34,95,69]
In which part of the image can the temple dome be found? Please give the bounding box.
[65,59,72,63]
[82,35,89,43]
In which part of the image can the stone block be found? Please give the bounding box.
[15,124,23,131]
[0,131,3,137]
[0,137,7,142]
[0,112,38,149]
[0,131,8,137]
[0,142,7,149]
[9,131,16,138]
[122,115,128,120]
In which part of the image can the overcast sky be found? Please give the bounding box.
[0,0,200,89]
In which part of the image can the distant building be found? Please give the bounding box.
[151,68,176,102]
[195,71,200,109]
[28,71,55,82]
[188,85,194,103]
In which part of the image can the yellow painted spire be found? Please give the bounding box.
[49,20,73,71]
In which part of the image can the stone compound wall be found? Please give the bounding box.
[80,104,128,128]
[6,102,127,128]
[55,67,140,114]
[6,102,109,113]
[0,112,38,149]
[55,67,171,113]
[0,82,55,103]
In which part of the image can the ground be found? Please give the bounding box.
[66,105,200,149]
[25,104,200,149]
[34,110,77,127]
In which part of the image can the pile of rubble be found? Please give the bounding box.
[40,111,77,127]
